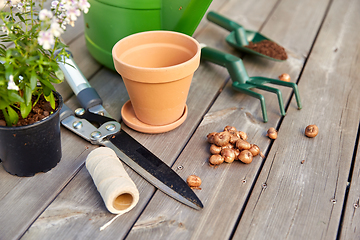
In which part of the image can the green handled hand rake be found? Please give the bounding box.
[201,46,302,122]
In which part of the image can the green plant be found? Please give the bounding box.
[0,0,90,126]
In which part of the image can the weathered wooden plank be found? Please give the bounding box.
[233,0,360,239]
[124,0,331,239]
[0,10,97,240]
[21,162,150,240]
[337,2,360,238]
[192,0,230,36]
[0,125,97,240]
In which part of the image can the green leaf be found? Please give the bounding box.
[5,64,13,79]
[49,76,63,84]
[42,84,51,97]
[2,109,11,126]
[39,78,55,91]
[15,13,25,23]
[24,86,32,106]
[20,102,32,119]
[6,106,18,126]
[0,97,9,109]
[8,91,24,103]
[30,70,37,90]
[44,91,55,109]
[55,69,64,81]
[0,45,6,55]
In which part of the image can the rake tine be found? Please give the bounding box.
[247,81,286,116]
[249,77,302,110]
[232,82,268,122]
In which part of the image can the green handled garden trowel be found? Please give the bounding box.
[201,46,301,122]
[207,11,287,61]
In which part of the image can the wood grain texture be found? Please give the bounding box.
[3,0,359,239]
[21,42,232,240]
[0,129,96,240]
[22,0,328,239]
[20,7,232,240]
[333,0,360,238]
[125,0,331,240]
[233,0,360,239]
[0,6,96,240]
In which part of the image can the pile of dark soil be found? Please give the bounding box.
[0,96,58,127]
[245,40,287,60]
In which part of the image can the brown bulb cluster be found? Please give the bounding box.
[207,126,261,165]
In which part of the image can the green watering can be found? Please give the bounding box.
[84,0,213,70]
[201,46,301,122]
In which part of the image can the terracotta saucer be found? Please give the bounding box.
[121,100,188,134]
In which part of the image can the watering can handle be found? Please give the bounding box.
[207,11,249,46]
[201,46,249,84]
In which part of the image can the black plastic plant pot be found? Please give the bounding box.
[0,92,63,177]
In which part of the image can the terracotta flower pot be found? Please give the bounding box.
[112,30,200,132]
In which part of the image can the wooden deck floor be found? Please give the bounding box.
[1,0,360,239]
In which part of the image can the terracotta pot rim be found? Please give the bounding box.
[112,30,201,83]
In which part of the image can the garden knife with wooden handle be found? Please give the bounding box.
[58,53,203,210]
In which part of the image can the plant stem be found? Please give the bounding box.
[30,0,33,27]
